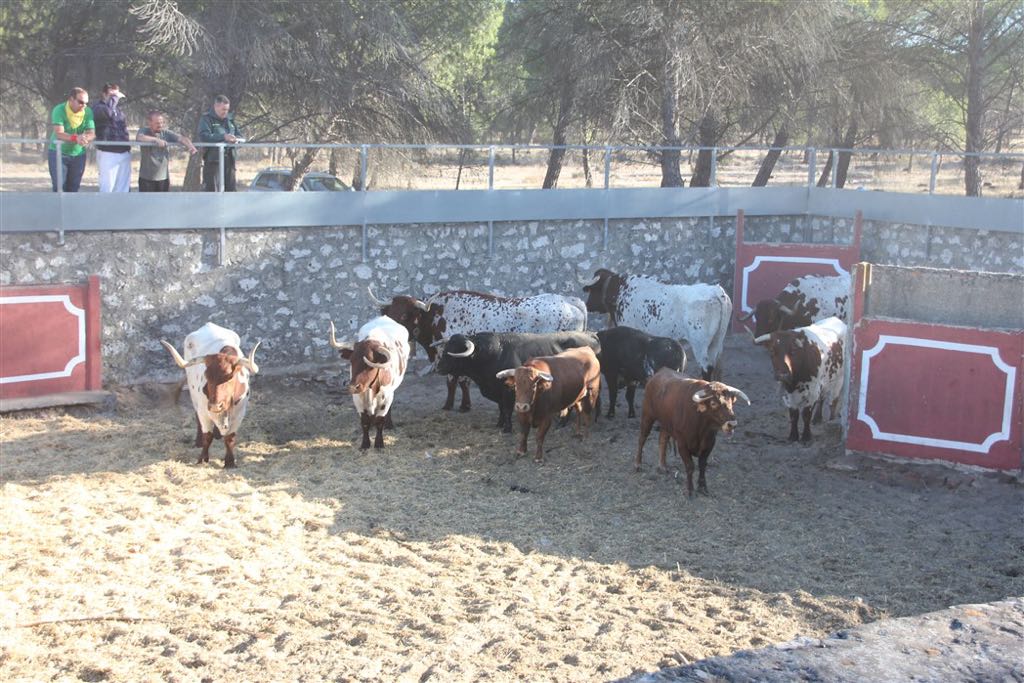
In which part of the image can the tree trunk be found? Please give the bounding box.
[542,82,574,189]
[659,64,683,187]
[835,124,858,188]
[1018,162,1023,190]
[964,0,985,196]
[689,113,717,187]
[286,148,320,191]
[582,147,593,188]
[752,126,789,186]
[816,150,834,187]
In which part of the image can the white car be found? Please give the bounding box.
[249,168,352,192]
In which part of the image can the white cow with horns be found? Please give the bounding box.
[329,315,411,450]
[161,322,260,468]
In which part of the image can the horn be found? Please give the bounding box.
[753,334,771,344]
[160,340,203,369]
[495,369,516,379]
[537,371,554,382]
[577,271,601,287]
[738,310,753,322]
[721,384,751,405]
[328,321,352,350]
[364,347,391,368]
[422,291,443,311]
[446,339,475,358]
[367,284,389,307]
[413,298,430,312]
[430,338,447,348]
[746,327,756,341]
[237,340,261,374]
[692,389,712,403]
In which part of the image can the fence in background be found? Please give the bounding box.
[3,139,1023,197]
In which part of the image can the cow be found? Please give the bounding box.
[739,273,851,339]
[754,316,846,443]
[635,369,751,496]
[581,269,732,380]
[328,315,411,450]
[368,285,587,412]
[161,322,260,468]
[436,331,600,432]
[596,326,686,418]
[496,346,601,463]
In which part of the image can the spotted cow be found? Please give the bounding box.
[739,273,851,338]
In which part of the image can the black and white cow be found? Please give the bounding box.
[582,269,732,380]
[739,274,850,339]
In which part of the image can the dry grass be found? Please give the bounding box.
[3,337,1022,682]
[3,144,1021,197]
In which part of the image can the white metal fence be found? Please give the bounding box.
[3,139,1023,197]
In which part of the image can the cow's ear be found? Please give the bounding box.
[340,348,354,360]
[696,402,708,413]
[537,378,553,392]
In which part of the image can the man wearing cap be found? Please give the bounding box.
[197,94,244,192]
[93,82,131,192]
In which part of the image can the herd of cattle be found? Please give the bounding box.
[161,269,851,495]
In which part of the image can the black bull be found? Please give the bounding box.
[436,331,600,432]
[596,326,686,418]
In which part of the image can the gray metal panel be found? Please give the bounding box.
[2,187,1020,234]
[808,188,1023,234]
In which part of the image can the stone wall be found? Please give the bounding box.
[1,214,1020,385]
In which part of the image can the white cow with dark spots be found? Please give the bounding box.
[582,269,732,379]
[369,286,587,411]
[740,273,851,338]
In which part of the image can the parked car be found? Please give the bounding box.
[249,168,352,192]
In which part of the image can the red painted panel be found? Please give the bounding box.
[848,318,1023,470]
[733,210,862,332]
[0,278,102,401]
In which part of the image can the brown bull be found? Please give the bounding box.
[496,346,601,463]
[636,369,750,496]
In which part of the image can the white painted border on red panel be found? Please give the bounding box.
[0,295,86,384]
[739,256,848,313]
[857,335,1016,453]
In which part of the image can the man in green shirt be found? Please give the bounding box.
[135,111,197,192]
[48,87,95,192]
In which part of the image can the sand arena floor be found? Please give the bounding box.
[2,336,1022,682]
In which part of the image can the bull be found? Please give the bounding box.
[328,315,411,450]
[436,331,600,432]
[496,346,601,463]
[581,269,732,380]
[739,273,850,338]
[636,369,751,496]
[161,322,260,468]
[369,285,587,411]
[755,316,846,443]
[596,326,685,418]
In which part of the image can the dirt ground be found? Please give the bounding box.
[2,335,1022,682]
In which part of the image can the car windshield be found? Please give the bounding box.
[303,176,347,191]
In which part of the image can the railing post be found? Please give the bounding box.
[929,153,938,195]
[603,146,612,250]
[217,144,225,192]
[488,145,495,259]
[360,144,369,263]
[807,147,816,188]
[830,148,837,188]
[55,145,65,245]
[710,147,718,187]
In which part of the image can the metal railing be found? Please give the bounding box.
[4,138,1023,196]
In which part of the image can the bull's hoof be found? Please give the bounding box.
[788,433,799,442]
[501,425,513,434]
[458,405,471,413]
[224,460,237,469]
[605,410,615,419]
[195,457,205,465]
[801,435,812,444]
[633,464,642,473]
[656,466,670,475]
[441,402,454,411]
[533,458,544,465]
[697,486,709,496]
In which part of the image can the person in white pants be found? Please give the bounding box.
[93,83,131,192]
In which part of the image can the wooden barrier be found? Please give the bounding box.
[846,264,1023,470]
[0,275,106,410]
[733,209,862,333]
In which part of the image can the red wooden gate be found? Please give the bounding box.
[733,210,862,332]
[846,266,1023,470]
[0,275,104,410]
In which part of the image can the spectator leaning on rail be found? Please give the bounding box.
[135,110,197,192]
[48,87,95,193]
[197,94,244,192]
[92,82,131,192]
